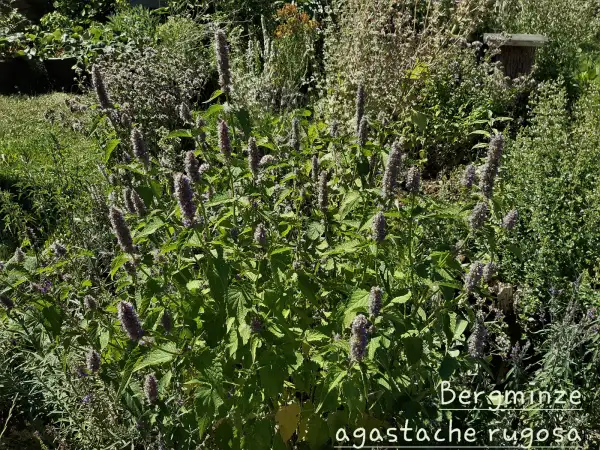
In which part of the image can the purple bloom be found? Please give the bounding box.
[109,206,135,253]
[174,173,196,228]
[368,286,383,317]
[215,29,232,93]
[372,211,386,243]
[117,301,144,341]
[350,314,369,361]
[144,374,159,404]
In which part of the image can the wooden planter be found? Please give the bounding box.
[483,33,548,78]
[44,57,78,92]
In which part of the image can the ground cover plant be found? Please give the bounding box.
[3,0,600,449]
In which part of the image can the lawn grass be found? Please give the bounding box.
[0,93,103,258]
[0,93,99,177]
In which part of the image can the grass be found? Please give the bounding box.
[0,93,102,259]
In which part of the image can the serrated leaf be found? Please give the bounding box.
[133,342,177,372]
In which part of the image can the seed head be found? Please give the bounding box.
[130,128,150,169]
[358,116,368,147]
[117,301,144,341]
[290,118,300,153]
[311,155,319,183]
[368,286,383,317]
[248,137,259,177]
[372,211,386,243]
[14,247,25,263]
[462,164,476,188]
[86,349,101,373]
[405,166,421,194]
[502,209,518,231]
[350,314,368,362]
[91,65,112,110]
[174,173,196,228]
[123,188,136,214]
[218,120,232,160]
[109,206,135,253]
[199,163,210,176]
[84,295,97,311]
[330,120,339,138]
[51,241,67,257]
[130,189,147,217]
[382,141,404,198]
[318,170,328,213]
[465,262,484,293]
[259,155,276,167]
[469,202,489,229]
[215,29,232,94]
[254,223,267,247]
[479,134,504,198]
[483,261,497,283]
[355,84,365,134]
[144,374,159,404]
[178,102,192,124]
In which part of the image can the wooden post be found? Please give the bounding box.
[483,33,548,78]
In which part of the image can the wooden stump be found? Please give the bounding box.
[483,33,548,78]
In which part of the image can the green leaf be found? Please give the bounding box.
[338,191,361,220]
[203,89,223,103]
[439,355,457,380]
[110,253,129,278]
[104,139,120,164]
[297,272,318,304]
[135,217,165,238]
[133,342,177,372]
[404,336,423,364]
[167,129,193,138]
[306,221,325,240]
[343,289,369,328]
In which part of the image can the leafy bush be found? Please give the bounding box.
[321,0,529,172]
[0,56,528,447]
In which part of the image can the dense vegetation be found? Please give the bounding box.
[3,0,600,448]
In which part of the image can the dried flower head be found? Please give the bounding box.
[469,202,489,229]
[84,295,97,311]
[218,120,232,160]
[123,188,136,214]
[131,128,150,169]
[14,247,25,264]
[117,301,144,341]
[405,166,421,194]
[483,262,497,283]
[174,173,196,228]
[372,211,386,243]
[462,164,476,188]
[130,189,147,217]
[259,155,276,167]
[311,155,319,183]
[350,314,368,361]
[248,137,259,177]
[368,286,383,317]
[199,162,210,176]
[51,241,67,257]
[358,115,368,147]
[502,209,518,231]
[86,349,101,373]
[355,84,365,134]
[382,141,404,198]
[465,262,484,293]
[178,102,192,124]
[109,206,135,253]
[318,170,329,213]
[144,374,159,404]
[215,29,232,94]
[91,65,112,110]
[183,151,200,183]
[290,118,300,153]
[254,223,267,247]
